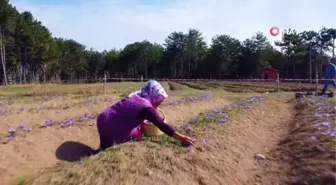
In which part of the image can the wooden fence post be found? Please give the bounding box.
[103,73,107,94]
[276,74,280,92]
[315,74,318,96]
[43,64,47,94]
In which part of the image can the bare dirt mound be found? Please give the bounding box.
[213,99,293,185]
[1,96,232,185]
[24,98,294,185]
[254,97,336,185]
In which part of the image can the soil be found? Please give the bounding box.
[0,95,232,185]
[27,99,295,185]
[262,100,336,185]
[4,94,335,185]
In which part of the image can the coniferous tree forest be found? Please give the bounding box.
[0,0,335,84]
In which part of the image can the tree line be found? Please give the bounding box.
[0,0,335,85]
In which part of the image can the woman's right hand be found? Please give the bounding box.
[173,132,195,146]
[180,135,195,146]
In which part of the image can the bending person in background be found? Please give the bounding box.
[96,79,194,150]
[321,60,336,95]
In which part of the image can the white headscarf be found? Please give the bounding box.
[128,80,168,105]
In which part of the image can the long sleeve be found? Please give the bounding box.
[325,65,330,78]
[325,64,336,79]
[137,107,176,137]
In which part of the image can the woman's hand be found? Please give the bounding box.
[173,132,195,146]
[180,135,195,146]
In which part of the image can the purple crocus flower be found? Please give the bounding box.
[44,120,53,127]
[314,112,323,117]
[218,119,227,126]
[317,126,323,130]
[0,109,8,114]
[202,138,208,145]
[80,115,87,121]
[60,119,75,128]
[5,136,14,143]
[205,115,214,120]
[184,124,193,132]
[321,122,331,127]
[329,131,336,137]
[67,119,74,126]
[17,124,25,130]
[167,94,213,105]
[7,128,15,134]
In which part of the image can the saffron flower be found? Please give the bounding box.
[7,128,15,134]
[44,120,53,127]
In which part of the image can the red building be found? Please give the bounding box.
[258,67,279,80]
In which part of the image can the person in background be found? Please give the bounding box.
[96,79,194,150]
[321,59,336,95]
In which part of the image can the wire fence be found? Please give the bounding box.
[3,73,334,96]
[14,77,333,84]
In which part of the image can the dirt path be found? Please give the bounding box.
[190,99,294,185]
[256,98,336,185]
[1,96,232,185]
[26,98,294,185]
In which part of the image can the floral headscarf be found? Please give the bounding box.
[128,80,168,105]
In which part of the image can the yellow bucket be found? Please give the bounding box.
[142,108,166,136]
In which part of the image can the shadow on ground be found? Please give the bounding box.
[55,141,98,162]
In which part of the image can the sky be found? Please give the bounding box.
[9,0,336,52]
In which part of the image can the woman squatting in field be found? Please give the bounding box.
[96,79,194,150]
